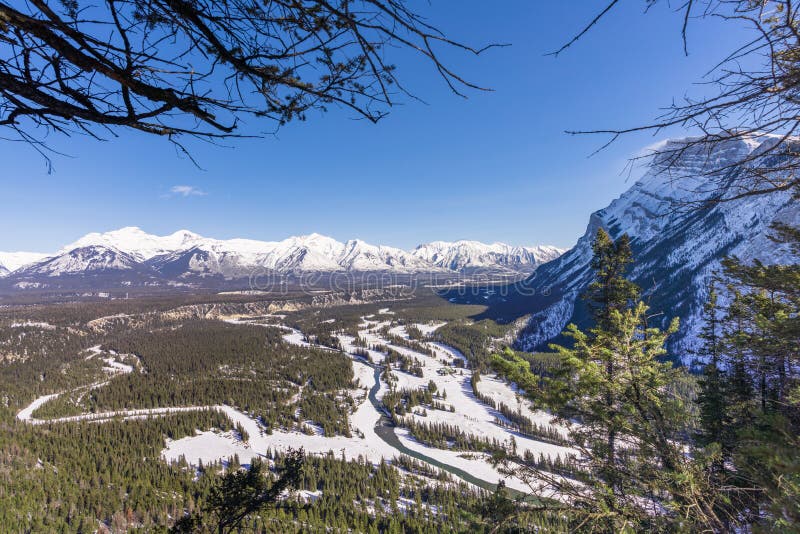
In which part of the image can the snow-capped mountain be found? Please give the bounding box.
[9,245,163,290]
[0,229,562,288]
[472,135,799,363]
[413,241,563,273]
[340,240,435,272]
[258,234,345,272]
[19,246,144,276]
[64,227,205,261]
[146,245,258,280]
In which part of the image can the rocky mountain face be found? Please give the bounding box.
[467,135,800,364]
[0,228,563,291]
[22,246,142,276]
[412,241,563,273]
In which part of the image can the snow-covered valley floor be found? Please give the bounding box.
[17,312,574,494]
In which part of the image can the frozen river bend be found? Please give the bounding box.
[18,311,574,494]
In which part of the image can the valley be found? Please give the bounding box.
[1,135,798,532]
[4,0,800,528]
[0,288,578,531]
[14,304,571,496]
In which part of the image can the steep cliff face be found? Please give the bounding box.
[484,135,799,363]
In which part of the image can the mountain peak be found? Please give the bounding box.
[294,232,338,244]
[1,228,564,281]
[493,134,800,362]
[169,229,203,240]
[63,227,207,261]
[23,245,141,277]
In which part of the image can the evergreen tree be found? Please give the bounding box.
[714,224,800,530]
[584,229,640,332]
[493,231,723,532]
[172,449,304,534]
[581,229,640,507]
[694,282,729,453]
[480,481,516,527]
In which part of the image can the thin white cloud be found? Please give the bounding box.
[169,185,207,197]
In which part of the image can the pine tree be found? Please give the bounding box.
[715,224,800,530]
[692,281,743,530]
[493,231,723,532]
[585,229,640,332]
[695,282,729,453]
[581,229,640,507]
[480,481,516,529]
[172,450,304,534]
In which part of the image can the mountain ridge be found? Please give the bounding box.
[0,229,565,287]
[457,134,800,364]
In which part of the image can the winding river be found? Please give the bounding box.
[365,365,496,492]
[19,320,535,497]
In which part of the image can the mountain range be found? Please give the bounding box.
[0,229,564,290]
[463,134,800,363]
[5,134,797,364]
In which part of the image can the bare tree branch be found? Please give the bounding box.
[556,1,800,205]
[0,0,502,158]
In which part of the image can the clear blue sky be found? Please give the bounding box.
[1,1,751,252]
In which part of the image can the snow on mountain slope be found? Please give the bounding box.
[339,239,432,272]
[19,246,143,276]
[413,241,564,273]
[146,245,256,280]
[0,252,50,273]
[492,134,800,362]
[148,234,358,278]
[258,233,345,272]
[8,228,562,282]
[64,227,205,261]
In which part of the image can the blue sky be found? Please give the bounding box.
[0,2,752,252]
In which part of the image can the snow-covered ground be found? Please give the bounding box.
[281,328,311,348]
[388,324,409,339]
[9,321,56,330]
[16,393,61,422]
[390,368,429,391]
[165,314,570,492]
[393,428,558,496]
[278,327,339,352]
[428,341,467,362]
[386,321,444,339]
[83,344,140,375]
[18,310,574,494]
[225,317,335,351]
[17,394,224,425]
[162,390,398,468]
[382,338,574,461]
[351,359,375,389]
[413,322,446,336]
[101,358,135,374]
[338,334,386,365]
[476,373,568,437]
[164,428,251,466]
[161,322,400,468]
